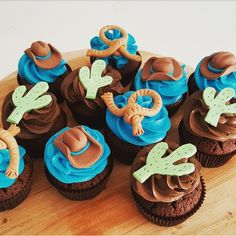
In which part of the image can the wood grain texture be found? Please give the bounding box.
[0,51,235,235]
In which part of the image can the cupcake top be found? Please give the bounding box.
[102,89,171,146]
[44,125,110,184]
[18,41,67,84]
[0,125,25,188]
[194,51,236,95]
[2,82,63,139]
[88,25,141,69]
[130,142,201,203]
[61,59,124,109]
[134,57,188,106]
[183,87,236,141]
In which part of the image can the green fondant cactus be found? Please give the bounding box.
[133,142,196,183]
[7,82,52,124]
[203,87,236,127]
[79,59,113,99]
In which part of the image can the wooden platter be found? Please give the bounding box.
[0,51,235,235]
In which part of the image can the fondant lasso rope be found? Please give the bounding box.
[101,89,162,136]
[87,25,142,62]
[0,124,21,179]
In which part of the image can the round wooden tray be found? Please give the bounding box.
[0,51,235,235]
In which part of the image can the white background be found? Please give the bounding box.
[0,1,236,79]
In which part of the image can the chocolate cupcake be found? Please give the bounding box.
[179,87,236,167]
[130,142,206,226]
[44,125,112,200]
[188,51,236,95]
[2,82,67,159]
[88,25,142,87]
[102,89,171,165]
[134,57,188,116]
[17,41,71,103]
[61,59,124,129]
[0,125,33,211]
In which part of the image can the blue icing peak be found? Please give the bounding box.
[44,126,110,184]
[90,29,138,69]
[18,54,67,84]
[134,65,188,106]
[106,91,171,146]
[0,146,25,188]
[194,59,236,96]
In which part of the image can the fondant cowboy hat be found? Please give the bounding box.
[54,126,102,168]
[200,51,236,80]
[142,57,182,81]
[25,41,62,70]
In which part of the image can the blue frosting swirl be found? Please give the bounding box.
[0,146,25,188]
[106,91,171,146]
[44,126,110,184]
[134,65,188,106]
[90,29,138,69]
[194,59,236,96]
[18,54,67,84]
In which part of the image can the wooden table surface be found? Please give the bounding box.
[0,51,235,235]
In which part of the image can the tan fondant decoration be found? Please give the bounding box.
[54,126,103,168]
[25,41,62,70]
[200,51,236,80]
[0,124,21,179]
[142,57,183,81]
[101,89,162,136]
[87,25,141,62]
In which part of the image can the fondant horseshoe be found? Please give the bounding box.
[101,89,162,136]
[87,25,142,62]
[0,124,21,179]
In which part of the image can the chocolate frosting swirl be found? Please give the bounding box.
[61,65,124,110]
[183,91,236,141]
[2,88,63,139]
[130,145,201,203]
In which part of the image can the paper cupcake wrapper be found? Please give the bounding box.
[178,120,235,168]
[131,177,206,227]
[0,155,33,211]
[17,63,72,103]
[45,158,113,201]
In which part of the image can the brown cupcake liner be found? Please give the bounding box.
[0,155,33,211]
[195,150,235,168]
[131,177,206,227]
[45,158,113,201]
[17,63,72,103]
[178,120,236,168]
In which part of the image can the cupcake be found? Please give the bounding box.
[188,51,236,95]
[0,125,33,211]
[61,59,124,129]
[102,89,171,165]
[2,82,67,158]
[44,125,112,200]
[17,41,71,103]
[179,87,236,167]
[130,142,206,226]
[88,25,142,87]
[134,57,188,116]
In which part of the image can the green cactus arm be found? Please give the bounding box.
[167,143,197,163]
[203,87,236,127]
[90,59,107,78]
[79,66,90,90]
[133,142,196,184]
[7,82,52,124]
[12,85,27,106]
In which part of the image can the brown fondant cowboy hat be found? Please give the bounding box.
[200,51,236,80]
[25,41,62,70]
[141,57,182,81]
[54,126,102,168]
